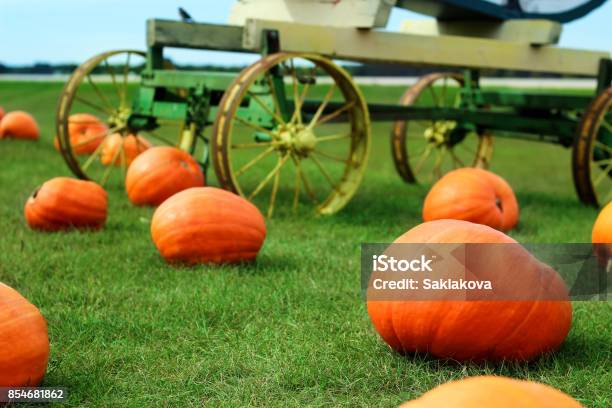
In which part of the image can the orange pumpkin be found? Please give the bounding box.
[126,146,205,206]
[100,133,151,167]
[25,177,108,231]
[0,106,5,121]
[0,282,50,387]
[151,187,266,264]
[0,111,39,140]
[399,376,583,408]
[367,219,572,361]
[54,113,108,155]
[592,201,612,265]
[423,168,519,232]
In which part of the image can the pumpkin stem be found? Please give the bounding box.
[495,197,503,212]
[31,186,41,200]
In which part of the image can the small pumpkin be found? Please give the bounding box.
[423,168,519,231]
[126,146,205,206]
[151,187,266,264]
[592,200,612,265]
[100,133,151,167]
[0,111,39,140]
[367,219,572,361]
[399,376,583,408]
[0,282,50,387]
[25,177,108,231]
[54,113,108,154]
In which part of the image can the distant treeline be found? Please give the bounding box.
[0,61,563,78]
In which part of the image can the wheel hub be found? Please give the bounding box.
[107,107,131,130]
[425,121,457,147]
[274,123,317,156]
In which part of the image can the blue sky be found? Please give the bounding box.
[1,0,610,65]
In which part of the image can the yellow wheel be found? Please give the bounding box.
[56,50,188,186]
[573,87,612,206]
[391,73,493,183]
[212,53,371,216]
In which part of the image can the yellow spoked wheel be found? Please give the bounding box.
[212,53,371,217]
[56,50,187,186]
[391,73,493,183]
[573,87,612,206]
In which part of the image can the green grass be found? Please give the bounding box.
[0,81,610,407]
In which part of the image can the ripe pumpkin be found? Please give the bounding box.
[100,133,151,167]
[592,200,612,265]
[399,376,583,408]
[0,111,39,140]
[54,113,108,155]
[25,177,108,231]
[126,146,205,206]
[0,282,50,387]
[423,168,519,232]
[151,187,266,264]
[367,219,572,361]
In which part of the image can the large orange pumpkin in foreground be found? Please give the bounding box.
[25,177,108,231]
[126,146,205,206]
[399,376,583,408]
[151,187,266,264]
[0,111,39,140]
[100,133,151,167]
[367,219,572,361]
[0,282,50,387]
[54,113,108,155]
[592,200,612,265]
[423,168,519,231]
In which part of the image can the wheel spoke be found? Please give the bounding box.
[86,74,115,112]
[267,167,281,218]
[119,142,128,179]
[414,145,433,174]
[122,53,131,108]
[432,147,447,180]
[600,120,612,135]
[292,154,302,210]
[234,116,277,139]
[235,146,275,177]
[595,140,612,155]
[232,141,274,149]
[428,85,440,108]
[312,149,350,164]
[104,59,122,101]
[316,133,351,143]
[74,95,113,116]
[248,91,285,125]
[314,101,356,128]
[100,139,123,185]
[266,74,284,122]
[441,77,448,107]
[593,162,612,186]
[307,83,336,128]
[449,148,465,167]
[310,154,339,192]
[291,155,317,203]
[249,153,289,200]
[71,125,121,148]
[81,136,109,171]
[142,129,176,146]
[289,60,302,125]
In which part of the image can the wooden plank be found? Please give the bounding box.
[243,19,609,77]
[147,19,246,52]
[399,19,562,45]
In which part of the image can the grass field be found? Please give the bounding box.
[0,81,610,407]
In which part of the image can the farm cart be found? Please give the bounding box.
[55,0,612,216]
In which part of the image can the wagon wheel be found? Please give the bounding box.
[391,73,493,183]
[212,52,370,217]
[573,87,612,206]
[56,50,188,186]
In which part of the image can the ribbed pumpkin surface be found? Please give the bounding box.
[151,187,266,264]
[100,133,151,167]
[126,146,205,206]
[0,111,39,140]
[24,177,108,231]
[423,168,519,231]
[0,282,49,387]
[367,219,572,361]
[399,376,583,408]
